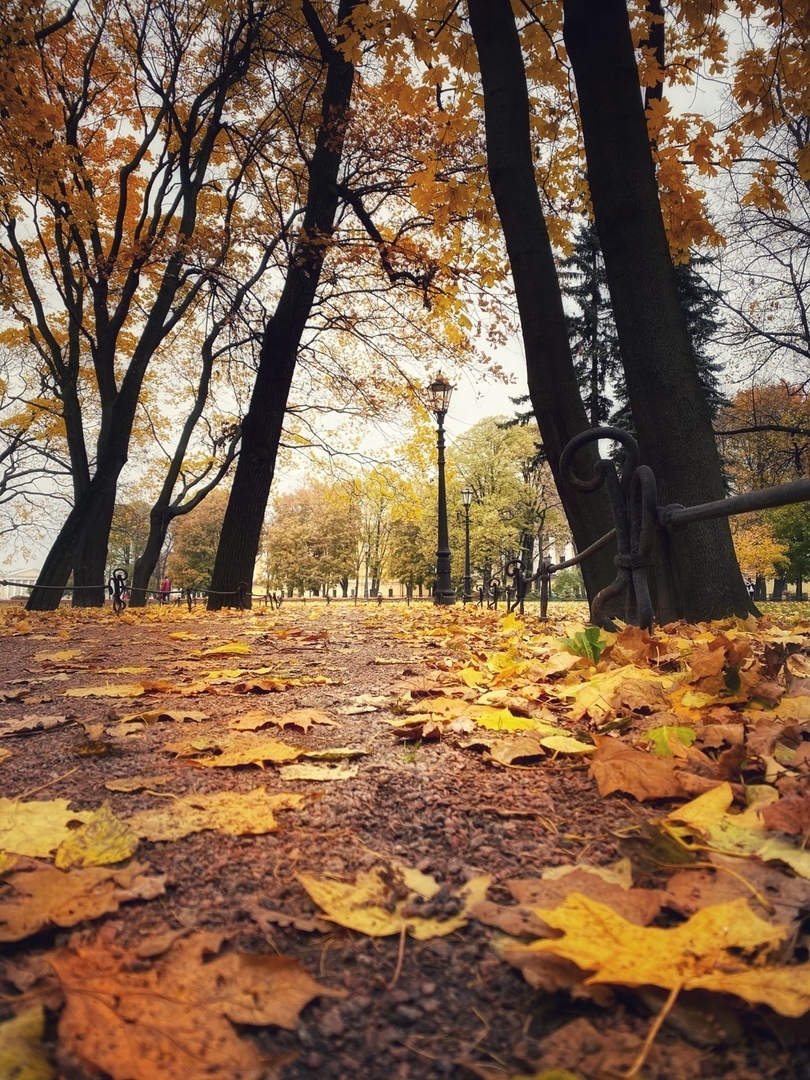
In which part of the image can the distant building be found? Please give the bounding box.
[0,568,40,601]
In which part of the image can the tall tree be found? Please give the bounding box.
[0,0,268,610]
[464,0,617,605]
[207,0,362,609]
[561,0,751,622]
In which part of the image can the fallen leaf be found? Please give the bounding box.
[761,794,810,837]
[589,735,686,801]
[230,707,336,732]
[118,709,210,725]
[518,892,810,1016]
[277,761,359,781]
[297,862,491,939]
[0,861,166,941]
[186,737,307,769]
[0,798,90,858]
[301,746,369,761]
[64,684,146,698]
[247,903,332,935]
[507,868,664,926]
[104,775,174,793]
[200,642,251,656]
[54,803,140,869]
[50,933,341,1080]
[126,788,304,841]
[0,714,72,738]
[0,1006,55,1080]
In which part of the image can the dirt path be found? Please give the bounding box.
[0,602,807,1079]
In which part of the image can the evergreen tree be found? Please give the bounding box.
[559,222,620,426]
[558,222,726,434]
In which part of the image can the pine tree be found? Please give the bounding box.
[559,222,620,426]
[558,223,726,433]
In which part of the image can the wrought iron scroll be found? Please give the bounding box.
[555,426,810,630]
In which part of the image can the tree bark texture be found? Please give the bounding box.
[207,0,360,609]
[562,0,752,622]
[465,0,617,604]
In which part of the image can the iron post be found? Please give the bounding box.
[462,487,473,603]
[426,375,455,605]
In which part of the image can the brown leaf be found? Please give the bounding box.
[50,933,343,1080]
[247,903,331,935]
[589,735,686,800]
[0,861,166,942]
[507,868,664,926]
[761,794,810,837]
[0,714,72,738]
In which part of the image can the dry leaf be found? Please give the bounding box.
[507,868,664,926]
[54,803,139,869]
[0,861,165,942]
[230,707,335,732]
[297,862,491,940]
[200,642,251,656]
[518,891,810,1016]
[126,788,304,841]
[186,736,306,769]
[63,684,146,698]
[118,709,210,725]
[277,761,359,781]
[0,798,90,858]
[0,714,72,738]
[589,735,686,800]
[0,1006,55,1080]
[50,933,341,1080]
[104,775,174,793]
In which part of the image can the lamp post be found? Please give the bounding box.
[363,543,370,600]
[426,374,455,605]
[461,487,473,604]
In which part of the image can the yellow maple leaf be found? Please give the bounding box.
[297,863,491,940]
[520,892,810,1016]
[126,788,304,841]
[0,798,90,858]
[0,1006,54,1079]
[54,802,139,869]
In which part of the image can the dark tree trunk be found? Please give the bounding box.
[130,508,172,607]
[466,0,617,605]
[72,487,116,607]
[562,0,752,622]
[754,574,767,602]
[772,575,785,601]
[207,0,359,609]
[26,454,125,611]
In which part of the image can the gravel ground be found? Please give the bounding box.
[1,600,808,1079]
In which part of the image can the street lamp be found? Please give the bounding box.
[363,543,370,600]
[426,374,455,605]
[461,487,473,604]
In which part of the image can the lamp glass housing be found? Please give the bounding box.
[426,375,453,416]
[461,487,473,507]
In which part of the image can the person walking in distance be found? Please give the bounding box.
[159,576,171,604]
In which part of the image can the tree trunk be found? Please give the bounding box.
[771,575,785,601]
[562,0,752,622]
[129,508,172,607]
[26,458,123,611]
[466,0,617,606]
[207,0,360,610]
[72,487,116,607]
